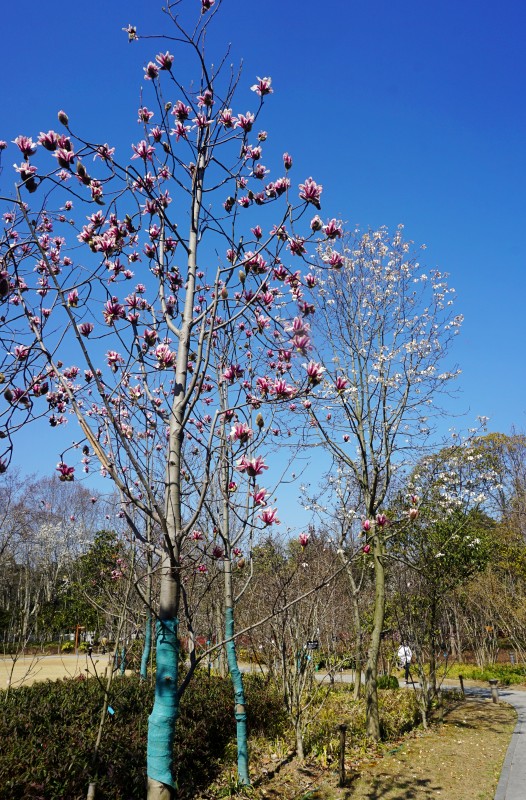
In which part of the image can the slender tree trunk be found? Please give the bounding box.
[224,561,250,784]
[428,593,439,704]
[365,533,385,740]
[295,719,305,760]
[147,552,180,800]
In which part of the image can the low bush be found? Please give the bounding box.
[0,672,286,800]
[439,662,526,686]
[377,674,400,690]
[305,683,420,758]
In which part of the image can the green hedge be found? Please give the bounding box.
[377,674,400,690]
[0,672,286,800]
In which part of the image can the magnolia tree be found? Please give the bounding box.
[0,1,332,794]
[289,224,463,738]
[390,440,495,712]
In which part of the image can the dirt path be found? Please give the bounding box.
[0,652,118,688]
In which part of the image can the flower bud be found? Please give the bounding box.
[255,413,264,429]
[58,110,69,126]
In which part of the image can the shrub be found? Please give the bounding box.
[0,673,286,799]
[377,674,400,690]
[60,641,74,653]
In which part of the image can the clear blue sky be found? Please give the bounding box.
[1,0,525,500]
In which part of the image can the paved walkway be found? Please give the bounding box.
[487,687,526,800]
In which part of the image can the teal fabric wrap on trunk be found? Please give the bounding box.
[147,618,179,789]
[140,610,152,680]
[225,606,250,784]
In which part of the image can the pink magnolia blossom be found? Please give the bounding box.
[363,544,371,554]
[106,350,124,371]
[230,422,253,443]
[408,507,419,520]
[144,61,160,80]
[38,130,60,151]
[103,298,125,325]
[251,76,273,97]
[223,364,244,383]
[79,323,94,337]
[191,530,204,540]
[219,108,237,128]
[237,113,255,133]
[305,361,325,386]
[252,487,269,506]
[56,462,75,482]
[256,376,271,396]
[310,215,323,231]
[212,545,224,559]
[55,148,75,168]
[14,345,30,360]
[283,152,293,170]
[67,289,78,307]
[236,455,268,477]
[271,379,296,400]
[197,564,208,574]
[138,106,154,123]
[173,100,191,121]
[131,140,155,161]
[323,219,343,239]
[376,513,388,527]
[299,532,309,548]
[197,89,214,107]
[155,343,175,369]
[324,251,345,269]
[289,237,306,256]
[201,0,215,12]
[260,507,279,526]
[363,519,371,532]
[13,135,37,157]
[155,51,174,70]
[335,376,349,393]
[299,177,322,209]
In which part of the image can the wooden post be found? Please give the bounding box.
[338,724,348,787]
[459,674,465,698]
[489,679,499,703]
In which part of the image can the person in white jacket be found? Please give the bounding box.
[397,644,413,682]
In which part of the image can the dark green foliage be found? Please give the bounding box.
[0,673,286,800]
[376,674,400,690]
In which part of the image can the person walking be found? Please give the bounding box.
[397,643,413,683]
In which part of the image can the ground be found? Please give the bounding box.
[0,652,118,688]
[1,656,518,799]
[239,699,516,800]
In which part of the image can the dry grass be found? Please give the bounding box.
[234,699,516,800]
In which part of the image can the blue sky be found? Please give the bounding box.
[1,0,525,516]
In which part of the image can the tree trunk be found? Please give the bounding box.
[224,588,250,784]
[364,534,385,740]
[295,719,305,760]
[147,555,179,800]
[141,610,152,681]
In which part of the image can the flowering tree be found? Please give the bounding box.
[293,224,462,738]
[390,441,495,714]
[0,2,328,794]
